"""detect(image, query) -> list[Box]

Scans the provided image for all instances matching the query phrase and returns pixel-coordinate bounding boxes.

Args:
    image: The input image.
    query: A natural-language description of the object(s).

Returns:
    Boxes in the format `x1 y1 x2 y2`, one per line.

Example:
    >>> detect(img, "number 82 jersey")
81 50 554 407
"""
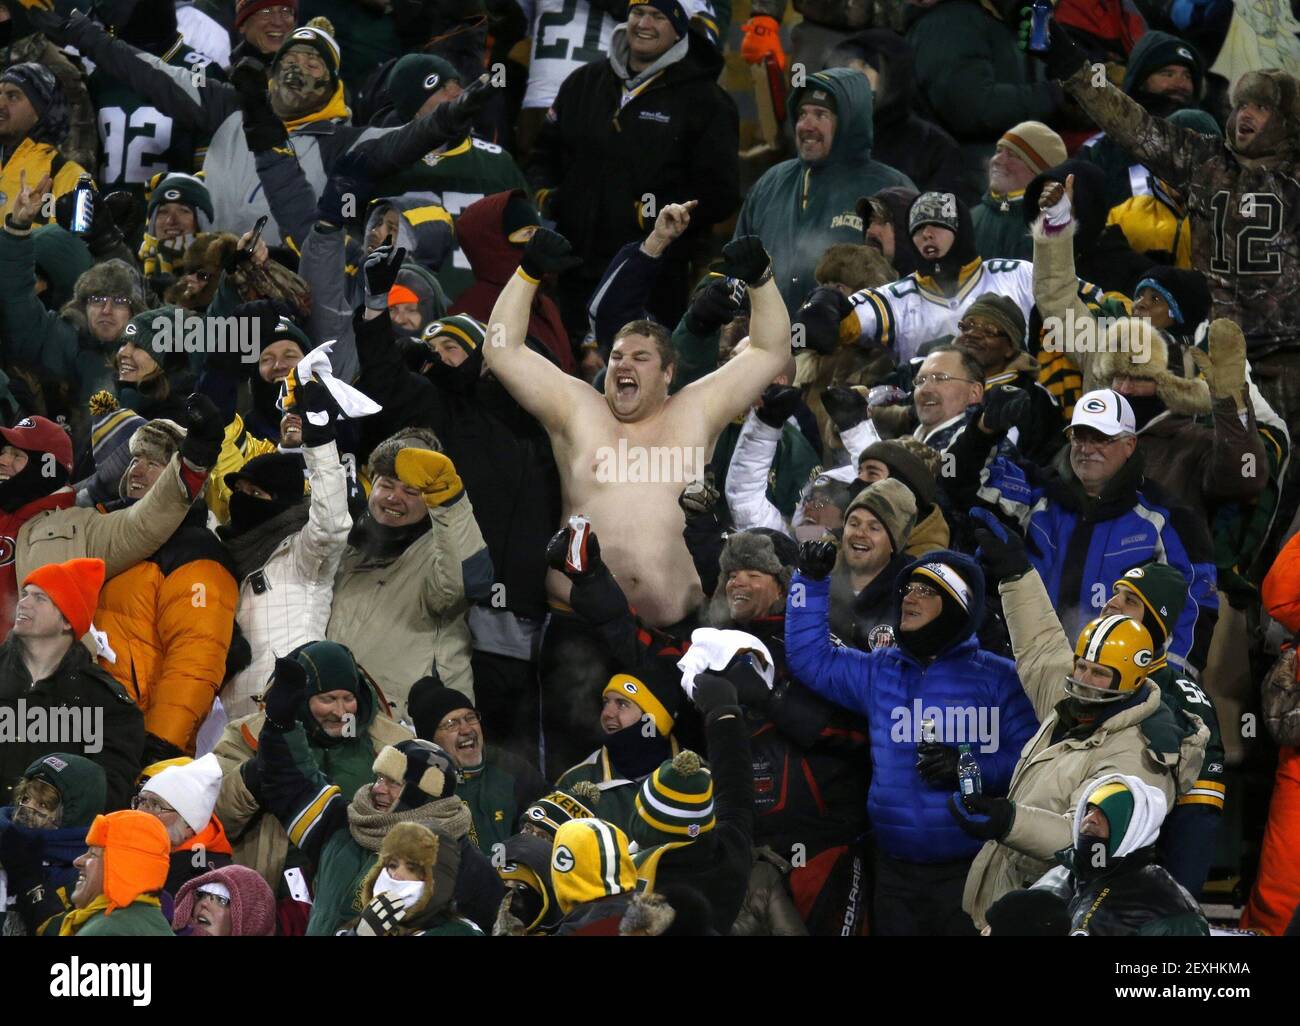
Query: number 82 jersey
86 39 226 204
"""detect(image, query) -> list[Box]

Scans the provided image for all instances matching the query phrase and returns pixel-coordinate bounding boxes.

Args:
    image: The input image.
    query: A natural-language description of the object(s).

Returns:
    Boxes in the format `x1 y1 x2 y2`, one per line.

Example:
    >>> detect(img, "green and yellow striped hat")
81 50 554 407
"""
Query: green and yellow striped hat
629 749 715 849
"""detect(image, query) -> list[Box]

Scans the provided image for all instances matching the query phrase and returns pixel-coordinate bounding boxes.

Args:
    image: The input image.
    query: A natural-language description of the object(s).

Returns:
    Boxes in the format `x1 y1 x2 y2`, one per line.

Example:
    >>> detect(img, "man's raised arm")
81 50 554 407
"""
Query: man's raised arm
678 237 791 431
481 229 595 436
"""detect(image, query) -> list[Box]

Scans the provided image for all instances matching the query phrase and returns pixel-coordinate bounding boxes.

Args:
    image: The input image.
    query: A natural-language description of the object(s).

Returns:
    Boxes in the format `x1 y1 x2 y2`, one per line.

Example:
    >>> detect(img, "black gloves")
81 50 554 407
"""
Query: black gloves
755 384 802 429
142 732 186 766
316 150 373 229
545 522 604 577
948 792 1015 841
678 472 719 518
520 228 583 280
364 243 406 310
299 379 341 447
821 385 869 432
797 539 837 581
980 384 1031 436
1018 7 1088 81
264 655 309 730
425 74 491 142
720 652 773 715
794 286 852 356
684 278 743 337
179 393 224 470
691 672 742 724
720 235 773 287
916 742 960 788
0 818 43 878
969 507 1031 583
232 58 288 153
55 189 123 259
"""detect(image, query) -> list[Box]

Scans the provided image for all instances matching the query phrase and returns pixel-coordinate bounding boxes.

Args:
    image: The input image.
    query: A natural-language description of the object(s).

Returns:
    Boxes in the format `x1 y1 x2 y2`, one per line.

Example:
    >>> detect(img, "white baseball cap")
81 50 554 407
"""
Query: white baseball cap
1070 389 1135 437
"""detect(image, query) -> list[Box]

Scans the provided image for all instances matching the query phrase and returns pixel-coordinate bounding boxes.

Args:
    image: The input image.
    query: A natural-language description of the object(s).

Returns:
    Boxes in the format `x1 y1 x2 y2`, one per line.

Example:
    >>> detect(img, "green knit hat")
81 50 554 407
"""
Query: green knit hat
421 313 486 357
120 306 191 371
518 781 601 839
284 639 374 732
1085 779 1135 858
1111 562 1188 651
628 749 715 849
21 753 107 829
388 53 463 122
146 172 214 227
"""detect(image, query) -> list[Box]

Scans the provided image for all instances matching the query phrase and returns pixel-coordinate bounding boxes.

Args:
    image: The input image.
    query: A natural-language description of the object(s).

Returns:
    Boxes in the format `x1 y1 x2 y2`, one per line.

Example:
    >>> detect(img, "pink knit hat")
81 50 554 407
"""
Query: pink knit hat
172 864 276 936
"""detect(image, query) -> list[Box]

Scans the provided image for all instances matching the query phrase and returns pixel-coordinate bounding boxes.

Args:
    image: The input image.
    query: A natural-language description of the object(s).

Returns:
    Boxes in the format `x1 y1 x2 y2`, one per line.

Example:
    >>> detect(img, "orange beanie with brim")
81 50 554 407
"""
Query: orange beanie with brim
23 558 106 639
84 811 171 912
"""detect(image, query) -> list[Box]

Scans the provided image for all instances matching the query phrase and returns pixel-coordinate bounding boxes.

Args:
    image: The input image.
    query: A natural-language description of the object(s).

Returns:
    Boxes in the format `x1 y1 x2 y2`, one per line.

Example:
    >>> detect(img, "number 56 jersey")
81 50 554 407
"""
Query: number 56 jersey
86 39 226 205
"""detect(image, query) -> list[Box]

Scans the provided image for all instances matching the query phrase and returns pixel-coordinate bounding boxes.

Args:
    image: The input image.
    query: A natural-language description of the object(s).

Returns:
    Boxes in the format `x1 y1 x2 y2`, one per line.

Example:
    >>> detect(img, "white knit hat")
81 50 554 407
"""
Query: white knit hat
142 753 223 834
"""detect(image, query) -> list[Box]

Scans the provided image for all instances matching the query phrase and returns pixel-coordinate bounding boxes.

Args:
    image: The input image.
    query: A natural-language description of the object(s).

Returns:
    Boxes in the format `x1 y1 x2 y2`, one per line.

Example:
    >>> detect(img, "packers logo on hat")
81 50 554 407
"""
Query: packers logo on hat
291 28 316 40
1081 395 1108 414
552 845 575 873
1177 47 1193 61
423 73 440 90
123 323 138 337
526 807 546 821
1124 567 1145 579
622 680 640 697
164 189 181 201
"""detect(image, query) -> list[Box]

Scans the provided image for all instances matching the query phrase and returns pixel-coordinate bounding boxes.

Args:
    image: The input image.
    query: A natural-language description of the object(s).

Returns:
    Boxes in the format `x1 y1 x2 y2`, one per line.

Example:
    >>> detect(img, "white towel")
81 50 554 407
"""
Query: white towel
676 628 774 700
293 342 382 421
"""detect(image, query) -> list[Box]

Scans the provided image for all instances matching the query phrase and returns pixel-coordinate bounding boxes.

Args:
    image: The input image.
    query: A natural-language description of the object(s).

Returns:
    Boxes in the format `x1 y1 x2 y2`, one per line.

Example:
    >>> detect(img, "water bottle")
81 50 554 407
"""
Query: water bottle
958 744 982 797
70 174 95 236
1028 0 1053 54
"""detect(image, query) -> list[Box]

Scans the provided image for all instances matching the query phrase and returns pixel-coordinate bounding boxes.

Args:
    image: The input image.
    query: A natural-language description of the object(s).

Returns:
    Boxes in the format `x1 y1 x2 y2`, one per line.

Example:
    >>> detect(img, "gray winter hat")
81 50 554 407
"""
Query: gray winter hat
718 530 798 591
367 426 443 481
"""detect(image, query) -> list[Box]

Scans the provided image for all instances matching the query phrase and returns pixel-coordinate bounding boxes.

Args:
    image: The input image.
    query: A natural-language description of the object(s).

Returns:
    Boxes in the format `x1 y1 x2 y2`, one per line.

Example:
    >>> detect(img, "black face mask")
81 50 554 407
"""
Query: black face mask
1073 832 1114 879
0 453 66 513
1125 392 1165 430
424 346 483 395
228 489 296 534
601 719 672 781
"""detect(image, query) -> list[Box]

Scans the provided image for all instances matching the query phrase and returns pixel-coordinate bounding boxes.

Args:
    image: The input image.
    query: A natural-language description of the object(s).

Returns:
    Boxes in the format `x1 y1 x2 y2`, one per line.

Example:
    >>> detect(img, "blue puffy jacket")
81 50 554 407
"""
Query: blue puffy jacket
784 551 1038 863
950 427 1217 673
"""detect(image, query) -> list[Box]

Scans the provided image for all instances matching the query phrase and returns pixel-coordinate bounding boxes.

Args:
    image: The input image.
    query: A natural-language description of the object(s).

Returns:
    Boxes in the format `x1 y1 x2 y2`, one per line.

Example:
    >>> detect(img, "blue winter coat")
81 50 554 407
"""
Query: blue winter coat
784 551 1037 863
0 805 88 899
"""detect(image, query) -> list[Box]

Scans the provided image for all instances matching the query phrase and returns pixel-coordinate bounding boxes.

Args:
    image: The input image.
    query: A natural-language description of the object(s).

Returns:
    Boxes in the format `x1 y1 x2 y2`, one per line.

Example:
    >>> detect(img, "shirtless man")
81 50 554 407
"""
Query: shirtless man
484 213 790 628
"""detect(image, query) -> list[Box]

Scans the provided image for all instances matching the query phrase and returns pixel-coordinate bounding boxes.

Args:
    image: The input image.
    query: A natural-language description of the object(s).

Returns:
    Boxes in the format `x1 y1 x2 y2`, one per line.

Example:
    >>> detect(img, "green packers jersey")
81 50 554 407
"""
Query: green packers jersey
377 137 529 301
86 36 225 205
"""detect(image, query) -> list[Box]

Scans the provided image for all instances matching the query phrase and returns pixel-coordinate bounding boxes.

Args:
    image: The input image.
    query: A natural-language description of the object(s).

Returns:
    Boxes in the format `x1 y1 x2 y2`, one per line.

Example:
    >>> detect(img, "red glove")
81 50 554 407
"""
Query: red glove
740 15 786 72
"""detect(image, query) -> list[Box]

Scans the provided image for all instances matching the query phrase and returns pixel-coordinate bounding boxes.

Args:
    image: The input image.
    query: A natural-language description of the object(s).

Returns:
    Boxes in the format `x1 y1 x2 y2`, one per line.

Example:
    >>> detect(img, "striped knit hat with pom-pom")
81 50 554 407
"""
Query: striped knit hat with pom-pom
628 749 715 849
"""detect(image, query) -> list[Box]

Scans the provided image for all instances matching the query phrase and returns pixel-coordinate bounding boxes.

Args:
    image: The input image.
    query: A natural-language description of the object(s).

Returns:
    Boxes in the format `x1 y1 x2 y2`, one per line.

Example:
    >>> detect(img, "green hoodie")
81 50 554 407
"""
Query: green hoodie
31 226 93 310
733 67 914 314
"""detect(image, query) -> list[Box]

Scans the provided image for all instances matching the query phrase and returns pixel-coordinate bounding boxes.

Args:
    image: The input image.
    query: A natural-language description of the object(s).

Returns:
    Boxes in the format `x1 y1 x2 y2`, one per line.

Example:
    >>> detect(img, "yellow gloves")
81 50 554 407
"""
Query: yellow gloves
394 448 463 508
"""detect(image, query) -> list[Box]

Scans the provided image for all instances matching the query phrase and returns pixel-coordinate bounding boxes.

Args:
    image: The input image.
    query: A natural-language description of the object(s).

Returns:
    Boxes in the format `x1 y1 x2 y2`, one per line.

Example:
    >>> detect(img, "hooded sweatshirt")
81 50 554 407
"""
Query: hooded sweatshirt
449 190 573 372
735 67 915 314
784 549 1038 862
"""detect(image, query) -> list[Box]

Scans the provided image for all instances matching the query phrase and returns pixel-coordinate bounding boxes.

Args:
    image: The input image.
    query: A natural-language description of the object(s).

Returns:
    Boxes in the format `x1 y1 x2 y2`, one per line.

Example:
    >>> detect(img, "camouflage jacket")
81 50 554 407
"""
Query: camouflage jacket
1065 65 1300 354
0 34 99 174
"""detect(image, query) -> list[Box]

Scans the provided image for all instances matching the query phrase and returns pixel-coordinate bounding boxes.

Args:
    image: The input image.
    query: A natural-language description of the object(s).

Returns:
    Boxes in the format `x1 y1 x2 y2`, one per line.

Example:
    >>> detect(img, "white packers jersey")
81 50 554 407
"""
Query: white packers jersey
849 258 1039 364
522 0 619 110
521 0 720 110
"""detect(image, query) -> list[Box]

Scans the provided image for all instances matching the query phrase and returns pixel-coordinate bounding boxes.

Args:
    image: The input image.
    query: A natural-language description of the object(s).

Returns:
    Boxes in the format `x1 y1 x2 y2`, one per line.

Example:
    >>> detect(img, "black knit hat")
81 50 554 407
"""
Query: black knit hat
372 739 457 810
1132 266 1211 331
627 0 689 39
408 677 475 740
388 54 463 122
0 64 69 147
224 452 306 502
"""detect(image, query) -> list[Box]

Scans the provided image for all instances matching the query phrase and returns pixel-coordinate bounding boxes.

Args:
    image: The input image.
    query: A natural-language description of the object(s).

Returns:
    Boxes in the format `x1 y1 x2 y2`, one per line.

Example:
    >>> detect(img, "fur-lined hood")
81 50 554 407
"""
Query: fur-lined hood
1094 317 1211 417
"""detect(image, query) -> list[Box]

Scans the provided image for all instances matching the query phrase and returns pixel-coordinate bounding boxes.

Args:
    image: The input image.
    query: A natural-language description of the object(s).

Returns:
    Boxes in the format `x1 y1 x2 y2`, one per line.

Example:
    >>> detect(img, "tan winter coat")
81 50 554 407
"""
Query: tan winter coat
327 494 491 720
211 709 413 886
962 570 1209 929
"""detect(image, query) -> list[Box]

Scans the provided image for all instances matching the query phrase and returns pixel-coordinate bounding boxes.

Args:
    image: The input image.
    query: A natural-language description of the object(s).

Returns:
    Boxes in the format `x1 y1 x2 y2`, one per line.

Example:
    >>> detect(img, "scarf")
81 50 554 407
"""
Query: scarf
57 893 162 936
218 500 311 580
346 782 472 852
282 82 350 132
348 513 431 564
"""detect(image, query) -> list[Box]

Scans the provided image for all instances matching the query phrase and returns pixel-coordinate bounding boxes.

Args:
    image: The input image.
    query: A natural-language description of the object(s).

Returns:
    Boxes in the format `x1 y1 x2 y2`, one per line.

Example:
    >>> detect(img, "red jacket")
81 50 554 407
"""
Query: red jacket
0 490 76 640
450 190 574 373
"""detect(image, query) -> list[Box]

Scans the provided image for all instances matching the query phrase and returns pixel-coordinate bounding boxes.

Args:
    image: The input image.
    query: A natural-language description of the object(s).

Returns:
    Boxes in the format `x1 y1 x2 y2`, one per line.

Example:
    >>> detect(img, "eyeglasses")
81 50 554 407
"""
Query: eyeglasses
902 582 940 599
131 794 176 815
1068 429 1128 449
89 295 131 308
437 711 481 733
196 889 231 907
914 372 975 387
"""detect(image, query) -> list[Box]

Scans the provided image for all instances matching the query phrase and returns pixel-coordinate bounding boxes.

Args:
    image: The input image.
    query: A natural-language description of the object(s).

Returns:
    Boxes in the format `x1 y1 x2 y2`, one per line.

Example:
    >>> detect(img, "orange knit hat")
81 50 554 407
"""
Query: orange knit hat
22 558 106 639
84 811 171 912
387 284 421 308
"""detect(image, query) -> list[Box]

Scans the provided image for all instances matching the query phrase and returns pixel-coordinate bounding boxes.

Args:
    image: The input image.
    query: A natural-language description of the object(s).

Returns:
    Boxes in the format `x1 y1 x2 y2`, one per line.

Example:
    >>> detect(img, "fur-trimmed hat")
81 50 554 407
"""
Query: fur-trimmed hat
718 529 798 593
1094 318 1210 416
814 244 894 292
65 258 147 330
367 426 442 481
118 418 186 497
358 822 460 924
1228 70 1300 157
857 439 939 511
